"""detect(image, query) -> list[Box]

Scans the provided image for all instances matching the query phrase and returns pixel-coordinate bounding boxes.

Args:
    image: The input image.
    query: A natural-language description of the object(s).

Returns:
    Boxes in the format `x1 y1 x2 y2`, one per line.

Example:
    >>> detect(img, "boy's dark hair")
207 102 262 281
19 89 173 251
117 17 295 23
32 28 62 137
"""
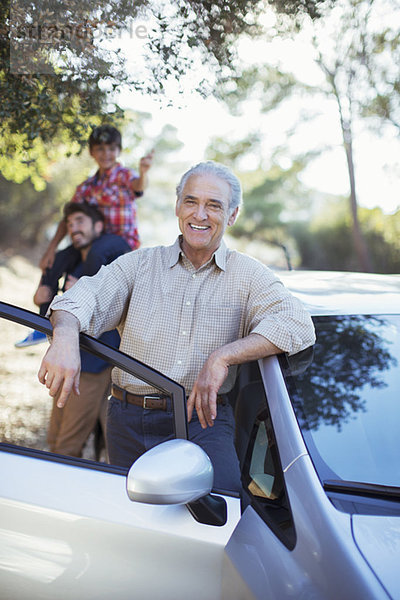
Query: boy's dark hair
88 125 122 150
64 202 105 226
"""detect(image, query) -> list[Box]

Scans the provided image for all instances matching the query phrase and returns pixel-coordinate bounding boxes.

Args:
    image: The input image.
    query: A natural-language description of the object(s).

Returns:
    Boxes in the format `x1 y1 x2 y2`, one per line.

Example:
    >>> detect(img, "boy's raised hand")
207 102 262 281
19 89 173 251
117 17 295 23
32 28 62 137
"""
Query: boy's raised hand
139 149 154 175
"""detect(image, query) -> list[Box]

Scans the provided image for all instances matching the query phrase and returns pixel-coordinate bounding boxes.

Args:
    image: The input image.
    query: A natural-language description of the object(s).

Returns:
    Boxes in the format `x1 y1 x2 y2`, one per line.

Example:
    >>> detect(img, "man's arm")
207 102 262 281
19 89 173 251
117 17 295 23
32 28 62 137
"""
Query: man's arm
39 220 68 271
37 310 81 408
187 333 281 429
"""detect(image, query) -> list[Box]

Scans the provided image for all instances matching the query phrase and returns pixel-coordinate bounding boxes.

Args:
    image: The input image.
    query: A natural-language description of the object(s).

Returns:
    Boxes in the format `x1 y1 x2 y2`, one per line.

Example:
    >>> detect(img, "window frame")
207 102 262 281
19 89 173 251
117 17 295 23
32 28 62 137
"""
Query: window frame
0 301 188 468
236 361 297 550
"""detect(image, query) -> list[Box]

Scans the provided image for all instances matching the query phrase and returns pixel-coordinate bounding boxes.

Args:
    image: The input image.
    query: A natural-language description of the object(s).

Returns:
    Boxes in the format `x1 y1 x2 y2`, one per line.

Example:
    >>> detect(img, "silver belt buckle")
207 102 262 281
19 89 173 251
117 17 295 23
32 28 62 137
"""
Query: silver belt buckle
143 395 159 409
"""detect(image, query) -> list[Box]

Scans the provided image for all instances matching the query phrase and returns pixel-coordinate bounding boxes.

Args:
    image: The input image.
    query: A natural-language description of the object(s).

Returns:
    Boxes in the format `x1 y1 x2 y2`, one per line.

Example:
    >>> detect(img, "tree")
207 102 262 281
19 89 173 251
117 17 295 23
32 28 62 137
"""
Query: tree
0 0 329 163
230 160 313 269
0 109 155 247
206 130 317 268
290 199 400 272
309 0 400 271
359 6 400 131
215 0 400 272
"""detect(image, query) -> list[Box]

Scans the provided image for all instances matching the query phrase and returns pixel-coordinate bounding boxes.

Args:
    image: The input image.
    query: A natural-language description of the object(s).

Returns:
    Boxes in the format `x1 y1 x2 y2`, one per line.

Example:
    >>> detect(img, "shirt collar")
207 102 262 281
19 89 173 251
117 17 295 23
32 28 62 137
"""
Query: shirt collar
167 236 228 271
167 238 182 267
94 162 121 181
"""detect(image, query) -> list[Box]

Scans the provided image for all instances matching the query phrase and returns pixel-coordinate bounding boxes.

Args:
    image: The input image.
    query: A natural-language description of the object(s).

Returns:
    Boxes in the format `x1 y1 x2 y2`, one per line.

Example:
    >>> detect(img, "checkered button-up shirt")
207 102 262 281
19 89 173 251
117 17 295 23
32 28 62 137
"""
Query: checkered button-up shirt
71 163 140 250
50 238 316 395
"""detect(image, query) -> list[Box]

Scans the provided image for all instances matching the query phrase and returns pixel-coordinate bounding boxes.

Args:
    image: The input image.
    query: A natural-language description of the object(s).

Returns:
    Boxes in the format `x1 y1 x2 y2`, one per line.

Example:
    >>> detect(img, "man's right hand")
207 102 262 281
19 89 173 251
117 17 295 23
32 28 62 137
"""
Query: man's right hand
37 311 81 408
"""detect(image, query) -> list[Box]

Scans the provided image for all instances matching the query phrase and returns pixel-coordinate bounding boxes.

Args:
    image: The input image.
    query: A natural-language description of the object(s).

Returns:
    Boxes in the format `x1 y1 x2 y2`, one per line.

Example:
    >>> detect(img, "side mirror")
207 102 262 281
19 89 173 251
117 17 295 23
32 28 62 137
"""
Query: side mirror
126 439 213 505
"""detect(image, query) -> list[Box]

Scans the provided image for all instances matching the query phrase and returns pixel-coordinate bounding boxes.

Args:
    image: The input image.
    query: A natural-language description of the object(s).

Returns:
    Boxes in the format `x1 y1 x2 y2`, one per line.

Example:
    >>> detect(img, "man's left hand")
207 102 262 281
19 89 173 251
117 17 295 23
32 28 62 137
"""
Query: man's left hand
187 352 229 429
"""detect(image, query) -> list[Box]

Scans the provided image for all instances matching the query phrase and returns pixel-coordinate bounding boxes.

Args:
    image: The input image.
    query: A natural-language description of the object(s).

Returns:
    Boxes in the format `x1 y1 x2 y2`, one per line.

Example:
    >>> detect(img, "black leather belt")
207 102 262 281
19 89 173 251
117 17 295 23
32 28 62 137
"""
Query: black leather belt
111 385 228 410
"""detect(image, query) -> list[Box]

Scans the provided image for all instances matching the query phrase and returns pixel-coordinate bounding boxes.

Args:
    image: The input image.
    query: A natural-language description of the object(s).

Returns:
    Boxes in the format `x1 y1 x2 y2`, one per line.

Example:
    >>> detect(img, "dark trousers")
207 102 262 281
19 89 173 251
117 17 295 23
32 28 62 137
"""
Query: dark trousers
106 396 242 493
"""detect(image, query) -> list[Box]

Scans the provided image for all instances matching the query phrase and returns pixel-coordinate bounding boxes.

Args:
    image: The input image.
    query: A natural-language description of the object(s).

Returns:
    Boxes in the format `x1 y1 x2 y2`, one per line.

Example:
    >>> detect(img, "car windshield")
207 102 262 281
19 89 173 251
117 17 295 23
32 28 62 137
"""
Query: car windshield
281 314 400 489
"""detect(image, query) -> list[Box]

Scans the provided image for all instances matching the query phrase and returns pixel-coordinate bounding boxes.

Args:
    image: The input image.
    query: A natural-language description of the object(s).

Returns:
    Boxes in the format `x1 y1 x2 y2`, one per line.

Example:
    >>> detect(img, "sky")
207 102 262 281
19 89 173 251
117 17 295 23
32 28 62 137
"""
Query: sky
111 3 400 215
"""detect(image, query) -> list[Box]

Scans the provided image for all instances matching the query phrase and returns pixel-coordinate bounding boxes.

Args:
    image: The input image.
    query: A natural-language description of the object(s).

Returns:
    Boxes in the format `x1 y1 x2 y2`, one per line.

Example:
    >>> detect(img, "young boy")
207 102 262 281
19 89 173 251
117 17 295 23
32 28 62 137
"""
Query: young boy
41 124 154 270
16 124 153 347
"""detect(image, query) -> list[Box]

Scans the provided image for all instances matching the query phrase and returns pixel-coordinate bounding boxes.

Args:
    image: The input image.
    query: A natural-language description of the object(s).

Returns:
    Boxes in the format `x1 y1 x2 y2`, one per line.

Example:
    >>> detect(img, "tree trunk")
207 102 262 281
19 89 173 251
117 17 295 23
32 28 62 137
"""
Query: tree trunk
325 61 373 273
343 132 373 272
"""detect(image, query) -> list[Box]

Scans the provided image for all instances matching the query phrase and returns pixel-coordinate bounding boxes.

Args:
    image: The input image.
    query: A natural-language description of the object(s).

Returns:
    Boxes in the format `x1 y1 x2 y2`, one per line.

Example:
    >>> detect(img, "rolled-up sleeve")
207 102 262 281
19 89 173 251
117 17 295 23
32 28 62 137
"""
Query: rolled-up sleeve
244 264 315 354
49 252 137 337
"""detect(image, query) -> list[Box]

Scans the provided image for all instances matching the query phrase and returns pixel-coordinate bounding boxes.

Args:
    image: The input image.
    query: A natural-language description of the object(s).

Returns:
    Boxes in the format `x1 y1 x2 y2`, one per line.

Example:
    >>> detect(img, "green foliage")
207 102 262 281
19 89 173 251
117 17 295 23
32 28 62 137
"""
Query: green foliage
0 0 329 192
206 132 263 166
239 158 310 225
358 25 400 130
234 175 294 267
234 166 298 238
291 203 400 273
0 126 87 190
310 0 400 135
216 64 302 114
291 220 358 270
0 0 127 163
0 174 54 246
213 0 400 272
0 111 184 249
269 0 330 19
150 124 184 158
231 159 313 269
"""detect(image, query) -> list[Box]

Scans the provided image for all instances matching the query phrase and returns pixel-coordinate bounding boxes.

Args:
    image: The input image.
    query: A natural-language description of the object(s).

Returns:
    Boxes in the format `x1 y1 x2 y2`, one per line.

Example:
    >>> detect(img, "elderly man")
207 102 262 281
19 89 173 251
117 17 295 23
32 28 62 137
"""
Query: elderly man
38 161 315 491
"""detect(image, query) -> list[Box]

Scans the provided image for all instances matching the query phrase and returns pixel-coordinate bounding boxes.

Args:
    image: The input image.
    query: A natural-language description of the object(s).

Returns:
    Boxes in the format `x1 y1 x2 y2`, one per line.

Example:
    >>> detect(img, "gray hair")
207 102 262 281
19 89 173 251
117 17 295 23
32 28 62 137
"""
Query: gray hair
176 161 242 212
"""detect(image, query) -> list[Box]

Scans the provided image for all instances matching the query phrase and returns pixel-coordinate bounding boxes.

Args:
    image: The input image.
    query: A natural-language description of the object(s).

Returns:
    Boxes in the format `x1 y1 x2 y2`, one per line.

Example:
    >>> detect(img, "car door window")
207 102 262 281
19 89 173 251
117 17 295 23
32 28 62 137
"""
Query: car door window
247 418 283 500
0 317 51 451
234 361 296 549
0 302 187 469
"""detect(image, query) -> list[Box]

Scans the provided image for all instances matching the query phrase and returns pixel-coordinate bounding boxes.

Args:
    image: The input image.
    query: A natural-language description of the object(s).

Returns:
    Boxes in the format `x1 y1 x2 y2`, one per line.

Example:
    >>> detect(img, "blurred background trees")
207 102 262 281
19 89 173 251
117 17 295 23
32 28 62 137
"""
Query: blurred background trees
208 0 400 272
1 0 399 273
1 0 318 157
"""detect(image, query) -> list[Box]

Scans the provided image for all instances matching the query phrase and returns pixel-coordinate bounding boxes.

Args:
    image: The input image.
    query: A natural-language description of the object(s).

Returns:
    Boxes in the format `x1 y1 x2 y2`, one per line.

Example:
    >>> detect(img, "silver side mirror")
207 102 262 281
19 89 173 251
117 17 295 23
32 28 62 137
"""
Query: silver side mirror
126 439 214 505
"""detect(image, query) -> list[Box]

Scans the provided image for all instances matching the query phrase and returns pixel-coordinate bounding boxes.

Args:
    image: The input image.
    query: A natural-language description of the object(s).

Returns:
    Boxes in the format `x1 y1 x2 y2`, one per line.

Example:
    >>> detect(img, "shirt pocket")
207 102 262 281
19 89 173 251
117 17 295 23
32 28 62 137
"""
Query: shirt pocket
196 305 242 356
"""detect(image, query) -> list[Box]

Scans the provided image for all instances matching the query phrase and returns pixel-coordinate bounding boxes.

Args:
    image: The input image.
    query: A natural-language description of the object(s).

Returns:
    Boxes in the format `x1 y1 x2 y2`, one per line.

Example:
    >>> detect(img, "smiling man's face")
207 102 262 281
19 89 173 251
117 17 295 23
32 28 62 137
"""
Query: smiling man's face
66 212 103 251
175 173 238 268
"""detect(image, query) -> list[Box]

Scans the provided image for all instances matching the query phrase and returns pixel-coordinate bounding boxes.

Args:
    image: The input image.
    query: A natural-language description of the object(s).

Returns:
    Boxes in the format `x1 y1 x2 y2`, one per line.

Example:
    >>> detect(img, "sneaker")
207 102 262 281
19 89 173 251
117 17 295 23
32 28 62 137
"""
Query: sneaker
15 330 47 348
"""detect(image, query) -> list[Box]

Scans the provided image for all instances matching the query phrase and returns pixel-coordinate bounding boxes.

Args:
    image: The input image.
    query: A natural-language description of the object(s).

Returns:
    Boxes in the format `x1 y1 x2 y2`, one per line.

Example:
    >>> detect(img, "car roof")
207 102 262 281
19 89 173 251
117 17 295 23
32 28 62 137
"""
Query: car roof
276 270 400 316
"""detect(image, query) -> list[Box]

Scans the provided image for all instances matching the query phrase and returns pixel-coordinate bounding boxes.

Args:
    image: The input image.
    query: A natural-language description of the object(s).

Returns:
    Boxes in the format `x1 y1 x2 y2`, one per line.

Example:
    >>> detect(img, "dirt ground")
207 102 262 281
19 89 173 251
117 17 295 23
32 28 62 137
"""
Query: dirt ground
0 250 96 458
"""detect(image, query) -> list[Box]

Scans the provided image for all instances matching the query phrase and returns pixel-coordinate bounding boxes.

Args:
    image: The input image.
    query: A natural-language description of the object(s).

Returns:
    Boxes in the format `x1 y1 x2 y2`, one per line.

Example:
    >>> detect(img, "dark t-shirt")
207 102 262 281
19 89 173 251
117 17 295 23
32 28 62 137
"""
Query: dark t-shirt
44 233 129 373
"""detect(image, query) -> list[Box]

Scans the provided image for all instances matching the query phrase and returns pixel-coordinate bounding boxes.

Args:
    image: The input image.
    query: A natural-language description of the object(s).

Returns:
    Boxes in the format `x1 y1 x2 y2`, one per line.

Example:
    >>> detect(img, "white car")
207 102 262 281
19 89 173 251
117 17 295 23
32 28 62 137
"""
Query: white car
0 271 399 600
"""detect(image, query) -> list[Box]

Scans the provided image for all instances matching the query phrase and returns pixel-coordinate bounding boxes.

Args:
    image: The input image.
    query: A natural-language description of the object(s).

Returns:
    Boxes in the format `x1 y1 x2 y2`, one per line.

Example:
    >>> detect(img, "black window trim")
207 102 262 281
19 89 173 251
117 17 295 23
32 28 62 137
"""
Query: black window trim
240 361 297 550
0 301 188 440
0 442 129 475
